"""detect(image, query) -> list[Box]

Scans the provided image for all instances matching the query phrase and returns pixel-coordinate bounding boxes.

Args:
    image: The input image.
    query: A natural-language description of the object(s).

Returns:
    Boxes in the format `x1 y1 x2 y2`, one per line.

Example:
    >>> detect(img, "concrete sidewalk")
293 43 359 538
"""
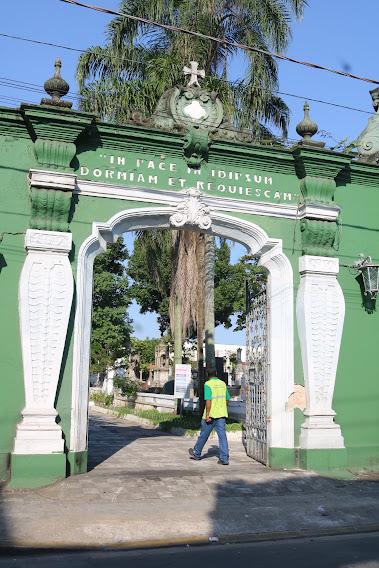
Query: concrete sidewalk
1 409 379 549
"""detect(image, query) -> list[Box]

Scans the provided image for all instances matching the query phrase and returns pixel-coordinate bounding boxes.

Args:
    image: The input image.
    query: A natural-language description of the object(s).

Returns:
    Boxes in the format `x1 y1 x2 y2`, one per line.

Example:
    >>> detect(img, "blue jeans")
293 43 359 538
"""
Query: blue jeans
193 418 229 463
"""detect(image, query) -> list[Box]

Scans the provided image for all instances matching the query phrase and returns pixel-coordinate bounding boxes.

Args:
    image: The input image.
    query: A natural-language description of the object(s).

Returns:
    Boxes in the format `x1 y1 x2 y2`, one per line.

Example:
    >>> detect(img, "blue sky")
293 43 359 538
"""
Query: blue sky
1 1 375 341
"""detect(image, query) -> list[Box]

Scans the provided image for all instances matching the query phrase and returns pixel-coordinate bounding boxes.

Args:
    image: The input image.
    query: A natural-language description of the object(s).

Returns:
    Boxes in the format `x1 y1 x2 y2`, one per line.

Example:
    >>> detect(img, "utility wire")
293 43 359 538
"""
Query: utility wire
0 62 373 116
0 32 83 52
60 0 379 86
0 88 307 145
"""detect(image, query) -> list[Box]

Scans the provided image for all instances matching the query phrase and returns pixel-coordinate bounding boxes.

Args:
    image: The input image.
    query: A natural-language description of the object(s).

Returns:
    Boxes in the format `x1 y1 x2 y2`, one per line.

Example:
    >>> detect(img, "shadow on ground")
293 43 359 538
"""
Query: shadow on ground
0 410 379 565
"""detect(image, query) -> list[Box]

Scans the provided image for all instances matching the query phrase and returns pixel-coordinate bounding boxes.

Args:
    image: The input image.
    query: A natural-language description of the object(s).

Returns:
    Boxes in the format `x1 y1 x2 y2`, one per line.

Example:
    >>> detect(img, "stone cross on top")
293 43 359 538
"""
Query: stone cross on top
183 61 205 87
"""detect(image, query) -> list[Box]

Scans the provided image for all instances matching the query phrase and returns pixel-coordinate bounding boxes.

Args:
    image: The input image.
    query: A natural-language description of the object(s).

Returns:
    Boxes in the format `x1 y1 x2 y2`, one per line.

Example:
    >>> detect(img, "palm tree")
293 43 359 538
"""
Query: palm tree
77 0 307 138
77 0 306 385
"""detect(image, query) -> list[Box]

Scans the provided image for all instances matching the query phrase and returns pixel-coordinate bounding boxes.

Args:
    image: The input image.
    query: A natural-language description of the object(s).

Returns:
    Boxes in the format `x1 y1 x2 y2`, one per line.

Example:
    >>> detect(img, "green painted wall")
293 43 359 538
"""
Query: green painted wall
0 135 37 480
334 180 379 469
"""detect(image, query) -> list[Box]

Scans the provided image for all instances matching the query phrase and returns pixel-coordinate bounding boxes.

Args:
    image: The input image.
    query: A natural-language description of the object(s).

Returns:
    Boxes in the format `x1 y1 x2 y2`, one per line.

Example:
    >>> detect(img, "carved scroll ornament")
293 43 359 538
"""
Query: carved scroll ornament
169 188 211 230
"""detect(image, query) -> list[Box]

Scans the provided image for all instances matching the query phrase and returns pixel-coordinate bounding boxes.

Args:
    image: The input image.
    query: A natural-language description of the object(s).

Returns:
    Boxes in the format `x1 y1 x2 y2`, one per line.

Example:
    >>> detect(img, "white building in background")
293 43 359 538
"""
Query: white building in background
183 342 246 363
215 344 246 362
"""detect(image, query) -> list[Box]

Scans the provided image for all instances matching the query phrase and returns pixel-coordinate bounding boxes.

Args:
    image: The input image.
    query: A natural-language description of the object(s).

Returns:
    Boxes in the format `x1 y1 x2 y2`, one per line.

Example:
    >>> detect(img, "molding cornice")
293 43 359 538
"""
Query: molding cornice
0 106 29 138
292 145 351 180
29 169 77 192
75 178 340 221
21 104 93 143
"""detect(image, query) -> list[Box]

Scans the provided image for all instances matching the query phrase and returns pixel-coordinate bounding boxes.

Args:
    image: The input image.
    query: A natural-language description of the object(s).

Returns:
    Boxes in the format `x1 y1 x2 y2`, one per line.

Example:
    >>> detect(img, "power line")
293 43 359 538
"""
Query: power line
0 63 373 116
60 0 379 86
0 32 83 53
0 32 374 114
0 87 305 144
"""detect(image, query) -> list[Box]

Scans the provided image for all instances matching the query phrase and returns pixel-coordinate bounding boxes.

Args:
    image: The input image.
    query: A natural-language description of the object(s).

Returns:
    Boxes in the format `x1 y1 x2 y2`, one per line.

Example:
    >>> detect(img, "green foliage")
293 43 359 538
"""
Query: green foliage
113 376 139 398
127 230 172 335
115 407 242 434
214 241 267 331
128 233 265 335
90 391 114 407
91 237 133 374
131 337 160 374
77 0 307 138
233 254 267 331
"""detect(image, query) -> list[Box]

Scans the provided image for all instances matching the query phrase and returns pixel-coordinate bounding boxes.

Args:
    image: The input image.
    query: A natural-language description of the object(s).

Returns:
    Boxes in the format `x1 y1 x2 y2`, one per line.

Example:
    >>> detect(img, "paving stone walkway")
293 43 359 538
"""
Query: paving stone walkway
1 409 379 548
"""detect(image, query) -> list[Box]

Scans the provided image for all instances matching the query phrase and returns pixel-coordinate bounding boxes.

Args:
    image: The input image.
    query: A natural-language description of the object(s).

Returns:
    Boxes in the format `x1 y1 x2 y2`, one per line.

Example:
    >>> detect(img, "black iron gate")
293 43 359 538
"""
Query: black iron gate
245 284 269 465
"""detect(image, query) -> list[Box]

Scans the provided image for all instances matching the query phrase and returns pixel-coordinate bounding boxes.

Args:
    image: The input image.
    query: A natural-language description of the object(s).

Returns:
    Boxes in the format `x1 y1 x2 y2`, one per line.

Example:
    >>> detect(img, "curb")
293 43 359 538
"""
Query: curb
91 405 243 440
2 524 379 552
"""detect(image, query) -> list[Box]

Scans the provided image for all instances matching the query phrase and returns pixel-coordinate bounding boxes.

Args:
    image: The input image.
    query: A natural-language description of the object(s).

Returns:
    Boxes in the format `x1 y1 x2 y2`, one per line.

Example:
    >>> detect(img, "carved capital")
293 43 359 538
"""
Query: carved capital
29 187 73 232
300 176 336 204
34 139 76 171
169 188 211 230
300 219 337 257
28 169 76 232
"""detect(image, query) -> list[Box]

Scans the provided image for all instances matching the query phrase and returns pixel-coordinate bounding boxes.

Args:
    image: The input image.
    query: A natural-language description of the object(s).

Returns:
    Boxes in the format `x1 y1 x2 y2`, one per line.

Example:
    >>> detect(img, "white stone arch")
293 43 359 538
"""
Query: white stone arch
70 206 294 456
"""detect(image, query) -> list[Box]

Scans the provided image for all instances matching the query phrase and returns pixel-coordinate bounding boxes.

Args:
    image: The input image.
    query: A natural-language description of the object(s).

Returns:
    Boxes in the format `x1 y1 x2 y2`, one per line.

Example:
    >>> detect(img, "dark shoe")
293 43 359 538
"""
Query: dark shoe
217 459 229 465
189 448 201 461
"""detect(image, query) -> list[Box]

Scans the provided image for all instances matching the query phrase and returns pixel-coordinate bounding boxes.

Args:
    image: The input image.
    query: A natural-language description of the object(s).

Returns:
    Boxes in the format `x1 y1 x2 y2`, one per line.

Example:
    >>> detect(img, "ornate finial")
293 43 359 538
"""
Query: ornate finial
370 87 379 113
183 61 205 88
41 58 72 108
296 101 318 140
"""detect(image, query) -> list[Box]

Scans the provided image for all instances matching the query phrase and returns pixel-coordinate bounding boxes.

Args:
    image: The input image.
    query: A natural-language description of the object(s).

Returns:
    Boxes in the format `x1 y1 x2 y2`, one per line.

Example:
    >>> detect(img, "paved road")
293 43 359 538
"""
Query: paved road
1 409 379 548
1 532 379 567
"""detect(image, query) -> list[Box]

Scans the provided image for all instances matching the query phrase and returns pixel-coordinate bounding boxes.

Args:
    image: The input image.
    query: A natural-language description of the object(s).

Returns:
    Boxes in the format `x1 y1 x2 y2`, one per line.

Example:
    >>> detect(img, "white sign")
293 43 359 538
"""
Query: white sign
174 364 192 399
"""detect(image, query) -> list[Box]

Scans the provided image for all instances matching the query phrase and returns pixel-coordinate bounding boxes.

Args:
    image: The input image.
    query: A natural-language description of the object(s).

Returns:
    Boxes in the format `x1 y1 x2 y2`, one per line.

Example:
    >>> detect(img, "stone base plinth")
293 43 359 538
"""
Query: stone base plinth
300 415 345 450
13 409 64 454
10 453 66 489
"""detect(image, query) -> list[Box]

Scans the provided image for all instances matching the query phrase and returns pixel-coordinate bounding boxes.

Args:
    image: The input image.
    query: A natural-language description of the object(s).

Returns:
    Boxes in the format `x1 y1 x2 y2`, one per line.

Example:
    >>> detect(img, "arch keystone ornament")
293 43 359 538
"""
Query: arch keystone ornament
169 188 211 229
296 255 345 451
13 229 73 457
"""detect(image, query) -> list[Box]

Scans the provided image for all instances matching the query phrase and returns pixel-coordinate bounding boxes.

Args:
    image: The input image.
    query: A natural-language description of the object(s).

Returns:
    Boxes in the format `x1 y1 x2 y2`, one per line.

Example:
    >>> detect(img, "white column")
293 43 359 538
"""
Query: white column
296 255 345 449
14 229 73 454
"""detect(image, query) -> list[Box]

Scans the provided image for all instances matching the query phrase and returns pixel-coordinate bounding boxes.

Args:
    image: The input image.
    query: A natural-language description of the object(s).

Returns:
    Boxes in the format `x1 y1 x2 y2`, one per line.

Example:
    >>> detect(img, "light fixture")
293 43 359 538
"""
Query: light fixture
356 256 379 299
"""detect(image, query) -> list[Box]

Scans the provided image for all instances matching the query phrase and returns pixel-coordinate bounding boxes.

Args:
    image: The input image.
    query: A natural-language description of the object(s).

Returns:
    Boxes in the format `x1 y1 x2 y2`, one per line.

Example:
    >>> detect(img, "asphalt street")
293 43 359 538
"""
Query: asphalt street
1 532 379 568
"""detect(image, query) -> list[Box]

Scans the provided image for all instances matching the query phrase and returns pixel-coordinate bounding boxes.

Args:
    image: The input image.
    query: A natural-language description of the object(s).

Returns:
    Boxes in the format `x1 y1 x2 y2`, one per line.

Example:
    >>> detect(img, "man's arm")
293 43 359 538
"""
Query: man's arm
205 399 212 422
204 383 212 422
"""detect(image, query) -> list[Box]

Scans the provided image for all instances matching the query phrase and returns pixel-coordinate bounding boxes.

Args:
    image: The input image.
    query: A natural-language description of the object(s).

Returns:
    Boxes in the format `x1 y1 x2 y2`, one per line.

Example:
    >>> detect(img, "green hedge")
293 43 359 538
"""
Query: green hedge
108 405 242 434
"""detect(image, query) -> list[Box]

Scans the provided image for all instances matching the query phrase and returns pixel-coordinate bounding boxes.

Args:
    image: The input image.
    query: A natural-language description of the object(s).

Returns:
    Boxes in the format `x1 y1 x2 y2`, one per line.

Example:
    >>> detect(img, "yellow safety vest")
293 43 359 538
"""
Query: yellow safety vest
203 378 229 419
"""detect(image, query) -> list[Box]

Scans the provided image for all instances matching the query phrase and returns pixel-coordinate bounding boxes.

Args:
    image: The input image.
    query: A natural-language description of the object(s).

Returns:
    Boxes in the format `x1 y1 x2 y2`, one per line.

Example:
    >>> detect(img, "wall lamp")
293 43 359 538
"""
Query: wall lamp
356 256 379 299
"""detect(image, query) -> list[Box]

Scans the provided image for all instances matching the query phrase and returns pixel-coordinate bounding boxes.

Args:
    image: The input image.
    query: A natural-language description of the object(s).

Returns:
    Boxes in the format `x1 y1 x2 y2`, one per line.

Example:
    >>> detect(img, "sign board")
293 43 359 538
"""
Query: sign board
174 364 192 399
77 152 299 205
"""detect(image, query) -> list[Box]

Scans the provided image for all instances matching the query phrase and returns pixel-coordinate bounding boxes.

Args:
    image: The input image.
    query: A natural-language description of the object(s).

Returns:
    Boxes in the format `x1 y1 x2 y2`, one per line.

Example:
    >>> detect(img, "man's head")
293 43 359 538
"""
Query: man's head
206 366 217 379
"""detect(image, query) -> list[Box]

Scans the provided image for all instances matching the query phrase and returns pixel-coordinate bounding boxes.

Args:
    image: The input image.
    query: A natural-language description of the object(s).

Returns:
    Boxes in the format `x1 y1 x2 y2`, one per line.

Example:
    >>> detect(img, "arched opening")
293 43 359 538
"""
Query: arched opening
70 206 295 465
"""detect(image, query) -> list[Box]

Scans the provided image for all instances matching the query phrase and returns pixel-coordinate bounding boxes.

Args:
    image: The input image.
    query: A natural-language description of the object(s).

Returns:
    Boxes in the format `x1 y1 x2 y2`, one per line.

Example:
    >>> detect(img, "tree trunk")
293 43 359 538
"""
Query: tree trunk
196 234 205 415
174 296 182 367
204 234 216 370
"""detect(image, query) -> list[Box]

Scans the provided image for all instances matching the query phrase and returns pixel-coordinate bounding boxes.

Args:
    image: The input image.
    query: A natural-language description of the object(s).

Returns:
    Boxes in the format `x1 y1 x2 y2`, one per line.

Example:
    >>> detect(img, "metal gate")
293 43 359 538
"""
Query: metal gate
245 284 269 465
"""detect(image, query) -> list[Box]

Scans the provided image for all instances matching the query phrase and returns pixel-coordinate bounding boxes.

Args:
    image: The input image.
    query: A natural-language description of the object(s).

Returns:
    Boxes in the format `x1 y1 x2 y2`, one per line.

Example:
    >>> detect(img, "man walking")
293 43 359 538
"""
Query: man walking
189 367 230 465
